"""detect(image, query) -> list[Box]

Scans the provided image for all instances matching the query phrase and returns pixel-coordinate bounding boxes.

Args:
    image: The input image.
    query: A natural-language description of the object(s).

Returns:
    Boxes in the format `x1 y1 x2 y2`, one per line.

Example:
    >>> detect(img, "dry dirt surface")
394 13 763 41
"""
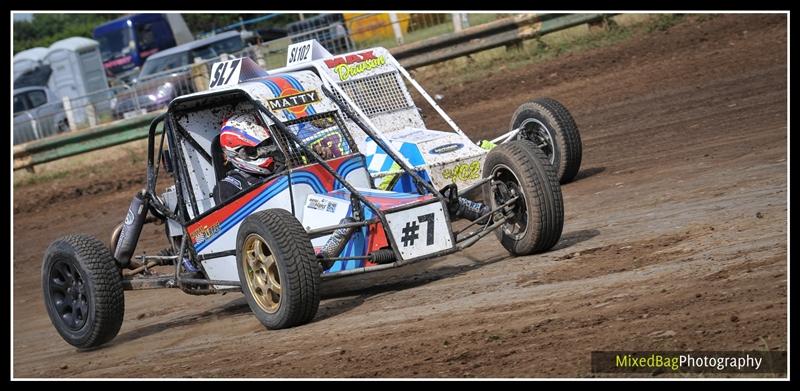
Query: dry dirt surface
13 14 787 378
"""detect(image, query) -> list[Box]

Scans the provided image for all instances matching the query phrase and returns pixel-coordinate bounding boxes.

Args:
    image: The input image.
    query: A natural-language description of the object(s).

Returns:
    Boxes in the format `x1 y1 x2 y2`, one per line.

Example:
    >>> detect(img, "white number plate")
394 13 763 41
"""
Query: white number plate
208 58 242 89
286 42 313 66
385 202 453 261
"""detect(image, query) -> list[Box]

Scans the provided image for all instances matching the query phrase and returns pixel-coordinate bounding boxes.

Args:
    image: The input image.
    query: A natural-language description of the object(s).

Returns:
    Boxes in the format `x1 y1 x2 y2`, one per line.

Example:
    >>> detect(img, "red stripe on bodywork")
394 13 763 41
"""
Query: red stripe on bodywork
186 178 275 242
292 154 354 192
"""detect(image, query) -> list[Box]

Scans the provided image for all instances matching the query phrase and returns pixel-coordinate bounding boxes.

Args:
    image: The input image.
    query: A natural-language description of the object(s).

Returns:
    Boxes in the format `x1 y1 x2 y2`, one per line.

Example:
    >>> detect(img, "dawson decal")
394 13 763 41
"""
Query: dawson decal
324 51 386 81
442 161 481 182
267 90 320 115
430 143 464 154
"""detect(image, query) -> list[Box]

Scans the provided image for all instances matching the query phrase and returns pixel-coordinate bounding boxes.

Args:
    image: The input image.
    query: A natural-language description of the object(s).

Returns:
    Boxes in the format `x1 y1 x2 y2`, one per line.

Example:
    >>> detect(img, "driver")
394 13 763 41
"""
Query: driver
214 113 285 204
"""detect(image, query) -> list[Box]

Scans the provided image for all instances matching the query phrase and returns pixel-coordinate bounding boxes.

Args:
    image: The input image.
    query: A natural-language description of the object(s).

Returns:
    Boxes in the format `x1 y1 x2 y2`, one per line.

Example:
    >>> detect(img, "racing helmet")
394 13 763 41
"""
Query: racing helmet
219 113 276 175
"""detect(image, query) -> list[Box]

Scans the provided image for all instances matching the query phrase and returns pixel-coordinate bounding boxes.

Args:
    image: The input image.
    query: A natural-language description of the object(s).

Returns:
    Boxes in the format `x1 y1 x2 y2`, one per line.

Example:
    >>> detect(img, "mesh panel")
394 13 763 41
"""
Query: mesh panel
332 71 414 117
269 112 356 167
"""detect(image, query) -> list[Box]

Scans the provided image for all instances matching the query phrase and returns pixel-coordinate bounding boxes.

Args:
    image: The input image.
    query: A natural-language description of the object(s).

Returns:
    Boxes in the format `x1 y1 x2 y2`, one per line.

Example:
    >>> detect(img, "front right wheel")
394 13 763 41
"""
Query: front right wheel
482 140 564 255
42 235 125 349
236 209 321 330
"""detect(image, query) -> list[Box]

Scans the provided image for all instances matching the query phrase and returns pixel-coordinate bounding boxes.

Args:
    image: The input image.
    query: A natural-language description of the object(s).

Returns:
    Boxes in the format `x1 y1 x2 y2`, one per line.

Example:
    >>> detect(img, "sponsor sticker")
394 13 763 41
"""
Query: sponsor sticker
442 160 481 182
124 210 135 225
324 51 387 81
190 223 221 244
430 143 464 155
267 90 320 115
307 196 337 213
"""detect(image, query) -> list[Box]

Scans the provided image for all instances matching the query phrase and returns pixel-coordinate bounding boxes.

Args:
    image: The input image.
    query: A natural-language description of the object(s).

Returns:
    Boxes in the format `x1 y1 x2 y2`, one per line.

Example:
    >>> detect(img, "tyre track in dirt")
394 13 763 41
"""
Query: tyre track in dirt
13 14 786 377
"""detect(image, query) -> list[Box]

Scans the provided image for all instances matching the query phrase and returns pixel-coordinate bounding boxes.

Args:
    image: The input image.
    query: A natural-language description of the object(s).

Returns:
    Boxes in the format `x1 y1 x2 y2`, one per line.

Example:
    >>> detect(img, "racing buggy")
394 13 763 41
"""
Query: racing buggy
42 40 582 348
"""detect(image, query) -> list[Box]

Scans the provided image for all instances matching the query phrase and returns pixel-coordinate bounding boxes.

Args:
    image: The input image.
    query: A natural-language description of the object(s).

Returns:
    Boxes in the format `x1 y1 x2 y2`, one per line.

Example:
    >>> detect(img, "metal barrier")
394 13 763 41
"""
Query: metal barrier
13 112 163 170
392 13 612 69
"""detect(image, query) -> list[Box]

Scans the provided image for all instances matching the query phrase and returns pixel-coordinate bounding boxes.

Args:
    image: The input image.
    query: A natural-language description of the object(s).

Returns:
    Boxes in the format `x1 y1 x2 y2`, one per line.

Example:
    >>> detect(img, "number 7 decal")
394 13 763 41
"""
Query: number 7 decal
418 213 435 246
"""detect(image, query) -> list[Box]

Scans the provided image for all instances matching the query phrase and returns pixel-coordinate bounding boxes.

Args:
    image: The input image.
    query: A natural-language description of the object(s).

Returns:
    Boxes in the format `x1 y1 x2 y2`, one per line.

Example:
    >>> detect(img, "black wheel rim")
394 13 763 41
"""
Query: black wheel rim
48 260 89 331
492 165 529 240
518 118 555 164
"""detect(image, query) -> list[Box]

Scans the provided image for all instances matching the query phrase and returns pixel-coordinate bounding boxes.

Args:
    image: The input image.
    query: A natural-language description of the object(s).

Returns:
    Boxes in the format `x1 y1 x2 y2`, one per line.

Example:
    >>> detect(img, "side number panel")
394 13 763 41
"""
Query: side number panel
385 202 453 261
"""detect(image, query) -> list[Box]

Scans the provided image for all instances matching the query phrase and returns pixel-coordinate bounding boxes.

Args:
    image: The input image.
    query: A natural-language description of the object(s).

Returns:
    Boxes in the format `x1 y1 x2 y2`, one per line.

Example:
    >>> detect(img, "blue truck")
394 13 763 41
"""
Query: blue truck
93 14 193 83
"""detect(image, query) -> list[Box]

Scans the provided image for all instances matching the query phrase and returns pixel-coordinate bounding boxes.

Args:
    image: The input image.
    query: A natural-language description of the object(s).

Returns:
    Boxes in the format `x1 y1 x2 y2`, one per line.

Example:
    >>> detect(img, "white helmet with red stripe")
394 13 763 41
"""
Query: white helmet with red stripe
219 113 275 175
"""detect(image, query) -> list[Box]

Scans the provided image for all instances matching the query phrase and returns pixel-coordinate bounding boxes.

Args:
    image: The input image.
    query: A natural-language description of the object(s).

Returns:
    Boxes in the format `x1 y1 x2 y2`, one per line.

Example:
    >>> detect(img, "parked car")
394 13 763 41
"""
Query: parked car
110 30 247 119
13 86 69 145
287 14 353 54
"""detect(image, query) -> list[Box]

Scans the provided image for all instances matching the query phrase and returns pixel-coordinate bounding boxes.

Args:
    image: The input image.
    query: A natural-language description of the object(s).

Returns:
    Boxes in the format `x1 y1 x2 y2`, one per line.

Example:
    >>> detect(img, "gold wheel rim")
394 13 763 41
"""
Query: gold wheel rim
242 234 281 314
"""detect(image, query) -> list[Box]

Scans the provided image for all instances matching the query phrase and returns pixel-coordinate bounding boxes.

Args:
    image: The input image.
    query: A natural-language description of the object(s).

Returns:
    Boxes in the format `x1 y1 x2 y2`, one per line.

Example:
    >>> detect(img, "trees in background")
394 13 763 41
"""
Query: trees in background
14 13 306 54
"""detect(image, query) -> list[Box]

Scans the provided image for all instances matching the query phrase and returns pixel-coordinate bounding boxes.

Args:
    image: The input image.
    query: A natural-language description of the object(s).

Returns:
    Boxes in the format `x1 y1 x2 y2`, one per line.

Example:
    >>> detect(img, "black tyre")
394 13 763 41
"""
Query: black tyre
42 235 125 349
482 140 564 255
236 209 321 329
510 97 583 184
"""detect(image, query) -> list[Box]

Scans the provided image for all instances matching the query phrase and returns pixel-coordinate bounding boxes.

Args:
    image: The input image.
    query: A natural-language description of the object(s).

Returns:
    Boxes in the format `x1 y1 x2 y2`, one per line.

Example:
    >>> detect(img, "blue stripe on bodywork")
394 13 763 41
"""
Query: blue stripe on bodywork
289 171 327 194
195 176 290 252
332 158 363 190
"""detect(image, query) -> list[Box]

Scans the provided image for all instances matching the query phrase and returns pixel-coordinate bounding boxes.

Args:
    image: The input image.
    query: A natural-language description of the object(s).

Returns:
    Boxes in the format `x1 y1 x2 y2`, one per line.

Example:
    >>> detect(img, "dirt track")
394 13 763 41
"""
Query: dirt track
13 14 787 378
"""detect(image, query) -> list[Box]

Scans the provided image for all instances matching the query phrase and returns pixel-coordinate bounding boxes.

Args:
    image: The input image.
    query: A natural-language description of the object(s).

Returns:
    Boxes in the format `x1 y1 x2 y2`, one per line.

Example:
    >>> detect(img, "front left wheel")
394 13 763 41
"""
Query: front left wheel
510 98 583 184
42 235 125 349
236 209 321 330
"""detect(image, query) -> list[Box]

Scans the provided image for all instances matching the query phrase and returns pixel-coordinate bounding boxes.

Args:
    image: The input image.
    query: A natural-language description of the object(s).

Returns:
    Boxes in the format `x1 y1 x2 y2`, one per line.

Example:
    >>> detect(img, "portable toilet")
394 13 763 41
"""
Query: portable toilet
45 37 111 126
13 47 49 80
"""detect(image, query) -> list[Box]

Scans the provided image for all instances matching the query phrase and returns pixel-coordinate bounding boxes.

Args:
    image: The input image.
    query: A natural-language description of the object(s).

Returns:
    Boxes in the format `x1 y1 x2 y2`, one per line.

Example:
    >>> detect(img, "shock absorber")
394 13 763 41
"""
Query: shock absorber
318 217 357 269
440 184 490 222
453 197 490 222
114 190 149 268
